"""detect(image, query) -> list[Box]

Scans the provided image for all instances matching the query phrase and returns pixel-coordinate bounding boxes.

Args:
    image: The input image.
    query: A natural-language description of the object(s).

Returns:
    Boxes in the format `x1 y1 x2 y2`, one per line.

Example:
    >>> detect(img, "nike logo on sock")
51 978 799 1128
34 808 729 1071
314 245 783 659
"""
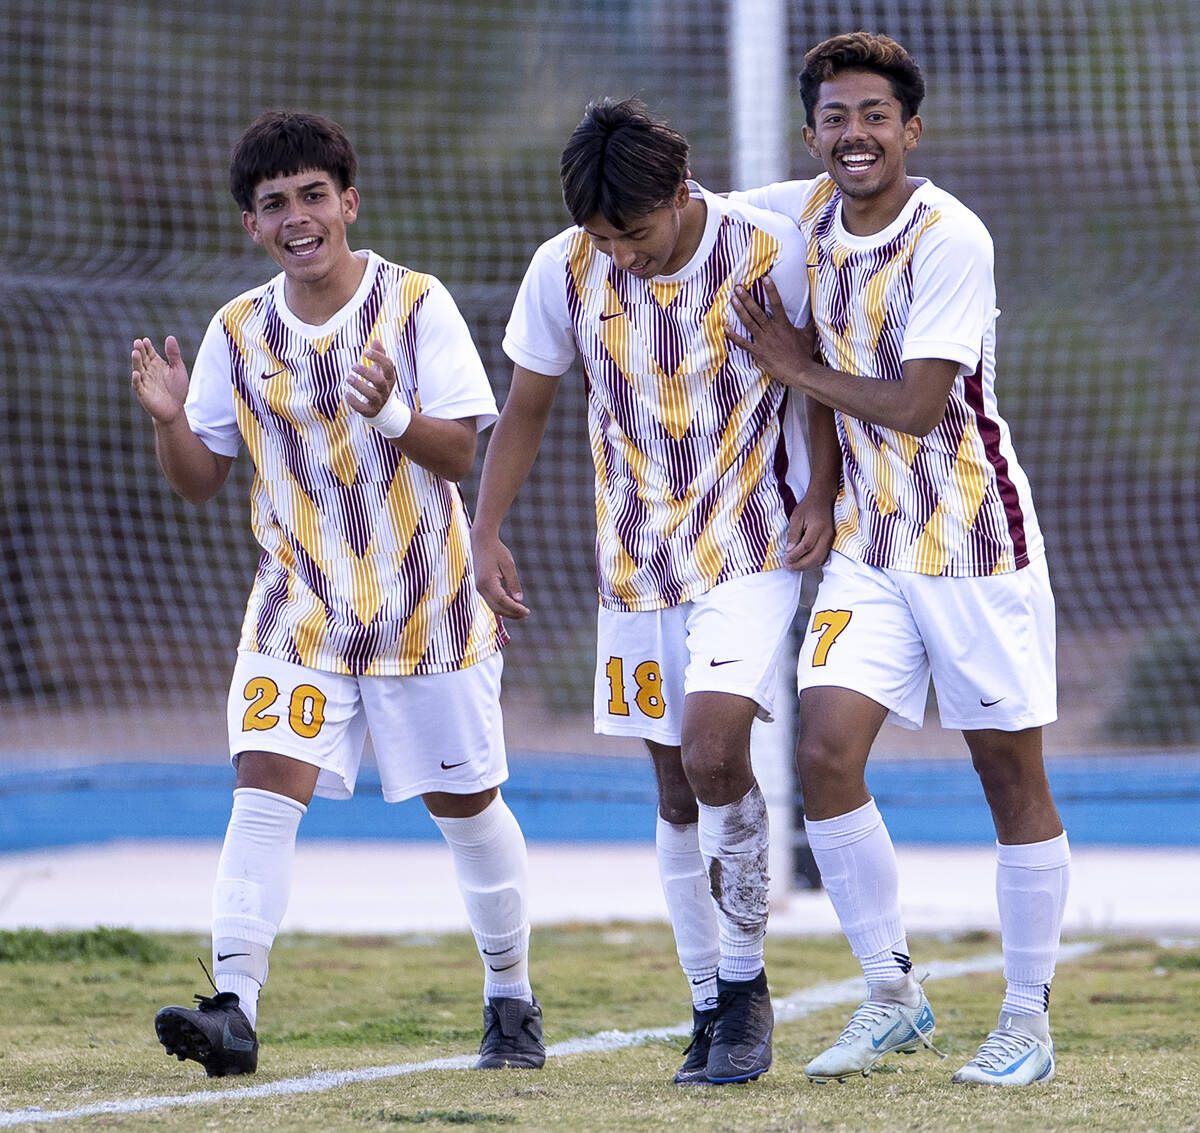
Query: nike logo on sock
216 952 251 962
488 961 520 972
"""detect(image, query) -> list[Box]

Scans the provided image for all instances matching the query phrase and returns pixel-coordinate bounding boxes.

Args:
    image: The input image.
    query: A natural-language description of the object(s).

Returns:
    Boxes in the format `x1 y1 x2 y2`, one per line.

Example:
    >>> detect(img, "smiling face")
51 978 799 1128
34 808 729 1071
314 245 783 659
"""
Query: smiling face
581 182 697 280
802 68 922 227
241 169 360 287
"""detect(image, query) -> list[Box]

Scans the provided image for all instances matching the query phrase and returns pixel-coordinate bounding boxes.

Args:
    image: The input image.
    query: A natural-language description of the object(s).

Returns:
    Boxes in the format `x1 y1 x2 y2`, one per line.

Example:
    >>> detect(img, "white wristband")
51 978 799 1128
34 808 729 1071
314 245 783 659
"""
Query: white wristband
367 390 413 438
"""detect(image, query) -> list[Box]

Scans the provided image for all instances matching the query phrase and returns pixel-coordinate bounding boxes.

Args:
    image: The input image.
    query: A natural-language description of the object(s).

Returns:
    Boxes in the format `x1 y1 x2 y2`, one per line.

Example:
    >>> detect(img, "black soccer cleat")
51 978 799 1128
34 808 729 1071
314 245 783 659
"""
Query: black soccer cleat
155 991 259 1078
705 970 773 1084
476 996 545 1069
673 1005 719 1085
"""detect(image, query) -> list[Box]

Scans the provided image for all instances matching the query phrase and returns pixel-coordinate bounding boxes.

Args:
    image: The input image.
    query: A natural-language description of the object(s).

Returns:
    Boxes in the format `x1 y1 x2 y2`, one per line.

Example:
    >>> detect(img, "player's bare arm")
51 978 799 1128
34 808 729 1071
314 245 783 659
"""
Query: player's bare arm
728 278 959 436
131 335 233 504
346 338 478 482
785 398 839 571
471 365 562 620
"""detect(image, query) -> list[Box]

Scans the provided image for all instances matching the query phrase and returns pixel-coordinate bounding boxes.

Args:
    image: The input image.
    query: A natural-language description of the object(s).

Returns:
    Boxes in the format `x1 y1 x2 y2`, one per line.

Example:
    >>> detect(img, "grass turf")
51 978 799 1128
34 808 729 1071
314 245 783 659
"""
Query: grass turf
0 926 1197 1131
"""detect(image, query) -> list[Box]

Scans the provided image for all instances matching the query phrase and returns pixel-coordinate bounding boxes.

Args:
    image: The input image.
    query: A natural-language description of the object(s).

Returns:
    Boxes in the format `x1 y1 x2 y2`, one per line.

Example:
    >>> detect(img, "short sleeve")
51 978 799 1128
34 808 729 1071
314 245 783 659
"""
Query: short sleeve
502 236 578 377
902 211 996 375
183 312 241 457
411 279 498 431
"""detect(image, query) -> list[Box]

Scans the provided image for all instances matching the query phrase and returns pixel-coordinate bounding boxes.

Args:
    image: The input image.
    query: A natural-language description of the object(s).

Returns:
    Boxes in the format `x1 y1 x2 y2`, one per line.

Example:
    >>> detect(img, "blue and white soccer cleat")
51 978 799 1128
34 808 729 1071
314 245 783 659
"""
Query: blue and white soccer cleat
951 1011 1055 1086
805 974 942 1082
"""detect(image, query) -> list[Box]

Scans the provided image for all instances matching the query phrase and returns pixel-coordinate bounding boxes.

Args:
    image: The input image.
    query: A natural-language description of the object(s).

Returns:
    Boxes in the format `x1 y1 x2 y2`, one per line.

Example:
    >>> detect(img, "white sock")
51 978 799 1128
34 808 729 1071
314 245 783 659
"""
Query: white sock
431 794 533 1003
696 783 769 983
996 832 1070 1016
211 787 307 1028
656 815 720 1010
805 799 910 986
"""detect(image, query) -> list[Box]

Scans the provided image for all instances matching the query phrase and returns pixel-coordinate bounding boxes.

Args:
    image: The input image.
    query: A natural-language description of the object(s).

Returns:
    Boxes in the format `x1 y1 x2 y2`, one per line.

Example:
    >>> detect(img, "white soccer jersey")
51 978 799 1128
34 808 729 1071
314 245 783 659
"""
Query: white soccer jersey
734 174 1044 577
185 250 505 676
504 182 813 612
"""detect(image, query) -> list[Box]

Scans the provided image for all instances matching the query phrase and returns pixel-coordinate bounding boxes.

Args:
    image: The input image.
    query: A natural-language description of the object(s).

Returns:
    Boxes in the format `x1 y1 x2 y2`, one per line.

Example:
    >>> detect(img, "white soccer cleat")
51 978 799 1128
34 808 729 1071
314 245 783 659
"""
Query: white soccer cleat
805 974 942 1082
951 1011 1055 1086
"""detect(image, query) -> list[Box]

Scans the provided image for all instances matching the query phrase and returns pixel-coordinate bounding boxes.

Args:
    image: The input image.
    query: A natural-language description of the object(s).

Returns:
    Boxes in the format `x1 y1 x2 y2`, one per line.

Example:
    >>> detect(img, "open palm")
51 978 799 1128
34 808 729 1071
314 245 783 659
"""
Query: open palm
131 335 190 424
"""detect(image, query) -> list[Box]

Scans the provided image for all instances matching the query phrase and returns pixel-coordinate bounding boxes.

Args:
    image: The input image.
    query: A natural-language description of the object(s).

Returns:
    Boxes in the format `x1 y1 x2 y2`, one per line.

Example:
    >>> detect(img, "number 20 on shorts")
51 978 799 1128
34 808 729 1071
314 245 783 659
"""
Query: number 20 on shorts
809 610 852 667
605 656 666 719
242 676 327 739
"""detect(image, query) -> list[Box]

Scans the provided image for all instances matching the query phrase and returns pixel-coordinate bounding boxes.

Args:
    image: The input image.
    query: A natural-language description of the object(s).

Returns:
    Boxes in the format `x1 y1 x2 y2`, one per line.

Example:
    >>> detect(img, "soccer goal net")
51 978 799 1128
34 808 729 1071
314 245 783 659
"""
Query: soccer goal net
2 0 1197 762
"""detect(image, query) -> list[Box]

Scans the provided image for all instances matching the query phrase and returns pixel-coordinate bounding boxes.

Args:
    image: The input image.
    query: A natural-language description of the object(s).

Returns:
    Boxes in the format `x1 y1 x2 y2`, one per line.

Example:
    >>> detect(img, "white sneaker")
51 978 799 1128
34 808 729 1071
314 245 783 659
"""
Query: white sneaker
952 1011 1055 1086
805 975 942 1082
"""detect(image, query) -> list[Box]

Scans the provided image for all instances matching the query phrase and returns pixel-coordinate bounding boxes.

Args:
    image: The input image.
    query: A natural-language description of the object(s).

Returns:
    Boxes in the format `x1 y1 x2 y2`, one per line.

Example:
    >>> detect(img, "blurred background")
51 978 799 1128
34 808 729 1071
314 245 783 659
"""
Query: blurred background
1 1 1197 877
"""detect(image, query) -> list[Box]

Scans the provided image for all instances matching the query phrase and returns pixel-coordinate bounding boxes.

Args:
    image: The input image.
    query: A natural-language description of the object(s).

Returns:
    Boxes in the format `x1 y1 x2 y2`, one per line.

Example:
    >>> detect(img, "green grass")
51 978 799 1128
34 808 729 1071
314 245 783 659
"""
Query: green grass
0 926 1197 1131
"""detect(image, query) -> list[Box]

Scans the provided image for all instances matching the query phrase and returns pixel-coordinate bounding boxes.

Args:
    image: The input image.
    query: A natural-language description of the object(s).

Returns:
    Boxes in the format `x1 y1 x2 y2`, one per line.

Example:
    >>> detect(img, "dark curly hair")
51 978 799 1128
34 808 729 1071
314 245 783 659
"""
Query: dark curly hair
229 110 357 213
798 32 925 128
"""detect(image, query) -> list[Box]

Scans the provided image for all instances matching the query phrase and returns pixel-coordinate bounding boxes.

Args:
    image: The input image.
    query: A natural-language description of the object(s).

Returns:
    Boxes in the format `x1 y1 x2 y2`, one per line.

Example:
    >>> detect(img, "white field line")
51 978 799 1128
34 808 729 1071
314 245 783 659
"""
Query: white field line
0 942 1099 1128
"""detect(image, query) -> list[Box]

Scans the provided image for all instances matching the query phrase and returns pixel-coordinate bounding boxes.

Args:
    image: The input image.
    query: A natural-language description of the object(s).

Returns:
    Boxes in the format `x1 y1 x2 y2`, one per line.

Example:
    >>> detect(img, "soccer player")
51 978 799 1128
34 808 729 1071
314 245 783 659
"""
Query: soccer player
130 110 543 1077
471 97 839 1086
727 32 1070 1087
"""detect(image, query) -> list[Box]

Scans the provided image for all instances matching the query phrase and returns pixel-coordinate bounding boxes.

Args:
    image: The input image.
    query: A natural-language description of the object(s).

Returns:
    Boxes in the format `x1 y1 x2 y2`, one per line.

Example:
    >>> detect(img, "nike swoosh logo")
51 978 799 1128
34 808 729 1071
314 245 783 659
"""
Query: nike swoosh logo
691 976 713 985
221 1020 257 1052
260 368 286 380
980 697 1006 707
806 263 820 268
995 1048 1037 1077
481 948 513 956
488 961 520 972
709 658 741 667
871 1020 907 1049
216 952 251 962
440 759 468 770
598 311 624 321
725 1035 772 1068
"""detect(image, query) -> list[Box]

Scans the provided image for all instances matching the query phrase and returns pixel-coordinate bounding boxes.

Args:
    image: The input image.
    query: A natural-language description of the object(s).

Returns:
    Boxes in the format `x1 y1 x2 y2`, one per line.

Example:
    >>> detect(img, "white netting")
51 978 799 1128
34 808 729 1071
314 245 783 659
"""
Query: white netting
1 0 1197 756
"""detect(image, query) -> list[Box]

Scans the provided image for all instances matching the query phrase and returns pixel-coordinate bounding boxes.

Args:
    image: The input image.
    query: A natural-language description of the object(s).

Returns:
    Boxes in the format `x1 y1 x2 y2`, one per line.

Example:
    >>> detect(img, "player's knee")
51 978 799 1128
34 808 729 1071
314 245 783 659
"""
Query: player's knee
793 732 846 784
680 731 749 788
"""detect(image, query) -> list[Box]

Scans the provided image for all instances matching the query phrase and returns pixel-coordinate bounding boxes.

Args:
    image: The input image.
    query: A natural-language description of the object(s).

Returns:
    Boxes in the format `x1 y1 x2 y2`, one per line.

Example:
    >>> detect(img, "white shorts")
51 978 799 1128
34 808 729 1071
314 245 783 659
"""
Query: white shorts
594 570 804 745
226 650 507 802
797 551 1057 732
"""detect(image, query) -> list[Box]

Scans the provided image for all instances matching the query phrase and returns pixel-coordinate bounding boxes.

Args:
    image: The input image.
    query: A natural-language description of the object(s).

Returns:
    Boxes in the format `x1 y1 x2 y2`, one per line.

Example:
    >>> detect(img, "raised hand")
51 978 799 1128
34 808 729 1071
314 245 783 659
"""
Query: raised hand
345 338 396 417
131 335 190 424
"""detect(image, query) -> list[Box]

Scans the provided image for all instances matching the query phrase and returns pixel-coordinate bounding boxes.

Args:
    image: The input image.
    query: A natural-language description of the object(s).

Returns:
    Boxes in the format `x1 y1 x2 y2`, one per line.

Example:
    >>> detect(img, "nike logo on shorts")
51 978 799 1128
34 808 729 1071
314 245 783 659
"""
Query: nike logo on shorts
980 697 1006 707
440 759 468 770
709 658 741 667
